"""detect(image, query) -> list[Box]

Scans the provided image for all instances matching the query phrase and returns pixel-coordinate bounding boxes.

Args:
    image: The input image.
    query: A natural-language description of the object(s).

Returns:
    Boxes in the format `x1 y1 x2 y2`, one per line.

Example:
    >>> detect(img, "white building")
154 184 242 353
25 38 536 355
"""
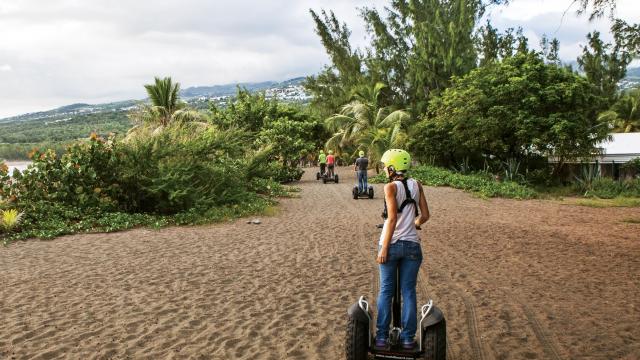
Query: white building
548 133 640 179
595 132 640 164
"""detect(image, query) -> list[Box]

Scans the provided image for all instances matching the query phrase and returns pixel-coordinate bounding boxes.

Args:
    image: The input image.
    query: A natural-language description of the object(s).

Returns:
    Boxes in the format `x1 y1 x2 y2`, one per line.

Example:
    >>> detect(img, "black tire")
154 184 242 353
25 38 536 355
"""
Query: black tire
345 316 369 360
368 188 374 199
323 177 327 184
335 175 339 183
316 172 321 180
422 319 446 360
353 187 358 200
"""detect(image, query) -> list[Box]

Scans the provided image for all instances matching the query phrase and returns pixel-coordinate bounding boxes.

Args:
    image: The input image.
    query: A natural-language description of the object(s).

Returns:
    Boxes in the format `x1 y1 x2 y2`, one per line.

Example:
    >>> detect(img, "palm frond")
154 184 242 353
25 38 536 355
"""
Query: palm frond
380 110 410 127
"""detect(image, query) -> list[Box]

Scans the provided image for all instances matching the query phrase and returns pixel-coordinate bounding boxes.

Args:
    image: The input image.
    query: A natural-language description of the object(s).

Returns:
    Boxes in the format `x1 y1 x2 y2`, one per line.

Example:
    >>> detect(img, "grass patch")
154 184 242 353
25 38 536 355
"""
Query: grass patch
372 166 537 199
570 197 640 208
1 195 277 246
622 218 640 224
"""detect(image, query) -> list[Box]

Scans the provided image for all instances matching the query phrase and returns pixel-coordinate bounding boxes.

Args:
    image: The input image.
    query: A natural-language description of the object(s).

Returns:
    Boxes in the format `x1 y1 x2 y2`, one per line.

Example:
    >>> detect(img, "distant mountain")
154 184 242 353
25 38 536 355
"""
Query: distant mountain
0 77 308 124
0 99 138 124
180 77 305 98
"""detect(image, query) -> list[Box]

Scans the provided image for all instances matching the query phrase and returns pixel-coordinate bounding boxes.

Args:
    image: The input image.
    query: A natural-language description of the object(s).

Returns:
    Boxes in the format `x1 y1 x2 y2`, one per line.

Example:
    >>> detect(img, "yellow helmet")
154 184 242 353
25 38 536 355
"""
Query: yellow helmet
328 150 333 154
380 149 411 172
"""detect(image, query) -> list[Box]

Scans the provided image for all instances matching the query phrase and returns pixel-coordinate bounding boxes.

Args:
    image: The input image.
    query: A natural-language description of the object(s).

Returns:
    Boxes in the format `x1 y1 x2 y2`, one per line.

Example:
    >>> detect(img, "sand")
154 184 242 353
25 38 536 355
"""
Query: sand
1 168 639 359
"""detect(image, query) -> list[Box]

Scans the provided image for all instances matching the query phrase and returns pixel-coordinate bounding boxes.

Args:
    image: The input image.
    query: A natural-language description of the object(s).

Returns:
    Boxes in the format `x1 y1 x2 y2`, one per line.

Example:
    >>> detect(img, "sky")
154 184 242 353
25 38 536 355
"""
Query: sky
0 0 639 118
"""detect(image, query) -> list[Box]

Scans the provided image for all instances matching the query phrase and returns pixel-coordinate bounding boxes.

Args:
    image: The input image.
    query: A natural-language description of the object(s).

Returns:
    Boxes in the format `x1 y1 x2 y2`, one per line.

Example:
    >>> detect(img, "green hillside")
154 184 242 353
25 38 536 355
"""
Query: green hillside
0 111 132 160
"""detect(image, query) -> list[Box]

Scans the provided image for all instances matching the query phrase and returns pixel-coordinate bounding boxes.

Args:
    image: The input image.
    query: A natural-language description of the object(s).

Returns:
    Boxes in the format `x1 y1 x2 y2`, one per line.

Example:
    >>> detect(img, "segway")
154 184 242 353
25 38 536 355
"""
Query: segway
352 185 374 199
346 225 446 360
317 164 325 180
322 167 339 184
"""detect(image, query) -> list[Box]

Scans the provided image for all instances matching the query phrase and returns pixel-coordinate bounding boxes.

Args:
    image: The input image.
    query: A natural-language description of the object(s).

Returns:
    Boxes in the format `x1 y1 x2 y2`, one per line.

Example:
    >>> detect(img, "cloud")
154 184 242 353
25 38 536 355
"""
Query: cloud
0 0 390 117
0 64 12 72
482 0 640 63
0 0 637 118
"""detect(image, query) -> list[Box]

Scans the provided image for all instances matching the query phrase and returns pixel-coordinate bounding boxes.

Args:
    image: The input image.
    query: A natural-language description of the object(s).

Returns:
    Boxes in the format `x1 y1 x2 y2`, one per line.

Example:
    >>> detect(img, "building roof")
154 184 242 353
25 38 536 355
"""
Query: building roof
597 132 640 163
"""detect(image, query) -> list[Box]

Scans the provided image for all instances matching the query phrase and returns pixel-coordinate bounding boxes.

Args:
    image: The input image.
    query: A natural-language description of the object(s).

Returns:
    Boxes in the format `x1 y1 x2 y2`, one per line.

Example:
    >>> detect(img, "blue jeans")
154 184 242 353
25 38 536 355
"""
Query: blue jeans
376 241 423 342
357 170 368 193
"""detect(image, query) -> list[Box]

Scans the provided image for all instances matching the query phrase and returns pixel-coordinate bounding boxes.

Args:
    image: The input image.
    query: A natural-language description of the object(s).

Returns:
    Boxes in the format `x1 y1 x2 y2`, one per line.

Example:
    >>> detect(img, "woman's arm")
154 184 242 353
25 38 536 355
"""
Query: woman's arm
377 182 397 264
415 181 430 227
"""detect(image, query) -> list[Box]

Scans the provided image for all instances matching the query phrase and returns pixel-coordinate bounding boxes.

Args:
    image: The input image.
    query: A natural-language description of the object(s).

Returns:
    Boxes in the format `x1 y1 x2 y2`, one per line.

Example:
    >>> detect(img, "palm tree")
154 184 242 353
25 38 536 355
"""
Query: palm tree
325 82 410 171
599 89 640 133
130 76 203 127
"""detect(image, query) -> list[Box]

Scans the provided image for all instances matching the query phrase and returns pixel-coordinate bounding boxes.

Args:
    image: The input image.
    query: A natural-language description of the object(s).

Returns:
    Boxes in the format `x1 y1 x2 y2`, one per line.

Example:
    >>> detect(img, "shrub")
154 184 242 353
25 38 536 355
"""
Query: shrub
9 136 124 211
114 125 260 214
371 165 537 199
622 157 640 177
584 178 640 198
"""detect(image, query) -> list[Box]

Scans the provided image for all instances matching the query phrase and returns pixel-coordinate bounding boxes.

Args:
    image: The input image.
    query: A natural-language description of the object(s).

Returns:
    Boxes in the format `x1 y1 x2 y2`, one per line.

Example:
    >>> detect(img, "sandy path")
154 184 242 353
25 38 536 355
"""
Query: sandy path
1 168 639 359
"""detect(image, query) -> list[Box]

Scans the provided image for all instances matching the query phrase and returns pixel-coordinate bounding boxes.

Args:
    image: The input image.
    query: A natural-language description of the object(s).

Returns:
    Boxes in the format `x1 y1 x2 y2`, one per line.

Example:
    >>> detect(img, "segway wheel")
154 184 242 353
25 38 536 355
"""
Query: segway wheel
422 318 447 360
352 187 358 200
345 316 369 360
368 187 374 199
316 172 321 180
323 177 327 184
335 174 339 183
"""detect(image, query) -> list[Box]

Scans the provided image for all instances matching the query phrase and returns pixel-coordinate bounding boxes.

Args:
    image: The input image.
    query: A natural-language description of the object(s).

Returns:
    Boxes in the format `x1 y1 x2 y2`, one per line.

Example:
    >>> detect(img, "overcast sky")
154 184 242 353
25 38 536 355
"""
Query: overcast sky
0 0 638 118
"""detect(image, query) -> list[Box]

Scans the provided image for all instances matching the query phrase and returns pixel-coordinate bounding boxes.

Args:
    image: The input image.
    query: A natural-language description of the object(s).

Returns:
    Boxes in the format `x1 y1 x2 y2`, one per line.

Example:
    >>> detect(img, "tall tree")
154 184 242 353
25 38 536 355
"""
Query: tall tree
304 10 364 117
476 22 536 65
309 0 508 119
574 0 639 57
476 20 501 66
540 35 561 65
577 31 632 106
363 0 482 115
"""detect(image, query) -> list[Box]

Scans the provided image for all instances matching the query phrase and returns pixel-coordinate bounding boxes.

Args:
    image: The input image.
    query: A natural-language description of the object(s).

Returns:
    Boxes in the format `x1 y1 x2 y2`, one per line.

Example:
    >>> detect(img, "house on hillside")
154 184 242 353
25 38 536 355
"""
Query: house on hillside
550 133 640 180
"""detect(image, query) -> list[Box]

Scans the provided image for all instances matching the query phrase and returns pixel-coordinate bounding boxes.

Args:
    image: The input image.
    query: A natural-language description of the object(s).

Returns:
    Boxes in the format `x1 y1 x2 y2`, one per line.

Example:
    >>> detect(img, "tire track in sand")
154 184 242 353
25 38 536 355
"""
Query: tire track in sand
426 231 564 360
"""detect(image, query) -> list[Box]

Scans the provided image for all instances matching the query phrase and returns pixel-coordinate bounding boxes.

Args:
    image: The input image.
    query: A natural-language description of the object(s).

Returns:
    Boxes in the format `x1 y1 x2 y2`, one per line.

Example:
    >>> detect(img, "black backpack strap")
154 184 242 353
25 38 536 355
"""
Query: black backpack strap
398 178 419 217
382 178 419 219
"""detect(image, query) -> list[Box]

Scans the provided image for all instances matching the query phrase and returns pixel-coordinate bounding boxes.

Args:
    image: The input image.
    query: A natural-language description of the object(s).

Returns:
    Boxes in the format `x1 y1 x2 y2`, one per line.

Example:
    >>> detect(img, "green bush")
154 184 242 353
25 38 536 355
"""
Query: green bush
116 128 251 214
1 127 284 245
371 165 537 199
622 158 640 176
10 136 124 211
583 178 640 198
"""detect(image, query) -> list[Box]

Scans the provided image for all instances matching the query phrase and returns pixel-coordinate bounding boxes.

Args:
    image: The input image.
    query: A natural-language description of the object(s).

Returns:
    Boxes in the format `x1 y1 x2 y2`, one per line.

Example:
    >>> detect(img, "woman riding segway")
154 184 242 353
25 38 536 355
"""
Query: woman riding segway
376 149 431 350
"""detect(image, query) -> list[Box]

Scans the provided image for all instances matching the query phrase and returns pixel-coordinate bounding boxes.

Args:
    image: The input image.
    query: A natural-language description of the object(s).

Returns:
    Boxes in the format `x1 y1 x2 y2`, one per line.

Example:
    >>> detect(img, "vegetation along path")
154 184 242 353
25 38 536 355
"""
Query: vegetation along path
1 169 639 359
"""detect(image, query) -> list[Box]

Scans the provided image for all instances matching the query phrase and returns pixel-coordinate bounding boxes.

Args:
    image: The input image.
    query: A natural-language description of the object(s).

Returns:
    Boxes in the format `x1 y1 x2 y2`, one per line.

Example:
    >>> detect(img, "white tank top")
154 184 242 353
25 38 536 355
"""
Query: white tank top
379 178 420 245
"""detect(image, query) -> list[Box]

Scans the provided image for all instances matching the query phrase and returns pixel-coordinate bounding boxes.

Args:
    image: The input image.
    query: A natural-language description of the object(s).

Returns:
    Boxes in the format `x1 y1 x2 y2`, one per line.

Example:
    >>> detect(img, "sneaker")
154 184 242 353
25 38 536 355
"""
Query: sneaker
374 338 388 349
401 340 417 350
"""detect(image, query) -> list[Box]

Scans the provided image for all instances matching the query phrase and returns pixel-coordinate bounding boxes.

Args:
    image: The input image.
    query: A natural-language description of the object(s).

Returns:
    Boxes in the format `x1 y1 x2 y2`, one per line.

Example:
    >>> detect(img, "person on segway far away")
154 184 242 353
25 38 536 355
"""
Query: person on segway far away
376 148 431 350
326 150 336 177
354 150 369 195
317 150 327 180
